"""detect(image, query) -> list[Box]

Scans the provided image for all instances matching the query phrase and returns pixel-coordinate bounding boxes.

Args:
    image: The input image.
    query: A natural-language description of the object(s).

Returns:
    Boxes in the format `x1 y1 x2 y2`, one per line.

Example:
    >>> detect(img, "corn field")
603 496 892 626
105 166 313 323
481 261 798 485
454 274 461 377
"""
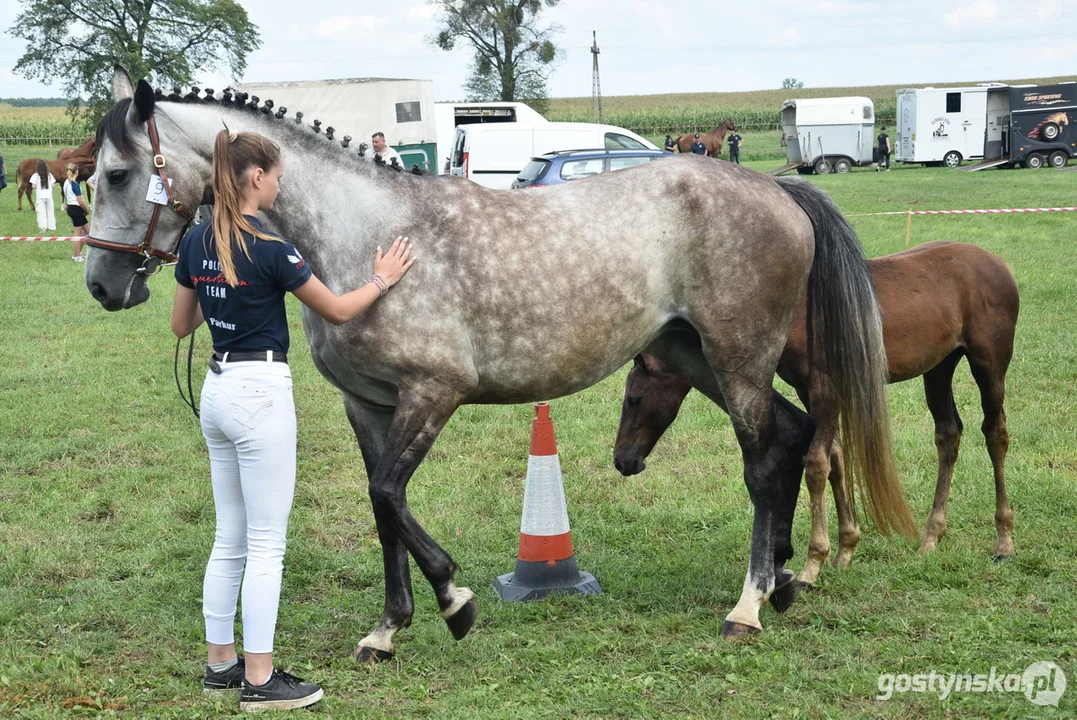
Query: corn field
0 106 87 145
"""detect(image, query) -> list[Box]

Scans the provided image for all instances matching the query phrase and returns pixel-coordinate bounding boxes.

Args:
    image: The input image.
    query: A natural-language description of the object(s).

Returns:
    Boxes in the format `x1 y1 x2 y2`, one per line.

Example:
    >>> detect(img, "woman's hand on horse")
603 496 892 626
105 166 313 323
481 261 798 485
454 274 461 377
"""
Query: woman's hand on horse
374 236 416 287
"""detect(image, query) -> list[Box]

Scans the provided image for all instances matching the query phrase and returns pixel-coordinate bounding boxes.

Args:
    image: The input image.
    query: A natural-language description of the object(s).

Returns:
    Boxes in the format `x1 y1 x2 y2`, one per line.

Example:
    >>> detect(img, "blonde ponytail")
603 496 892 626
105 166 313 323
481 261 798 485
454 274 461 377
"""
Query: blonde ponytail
210 129 283 287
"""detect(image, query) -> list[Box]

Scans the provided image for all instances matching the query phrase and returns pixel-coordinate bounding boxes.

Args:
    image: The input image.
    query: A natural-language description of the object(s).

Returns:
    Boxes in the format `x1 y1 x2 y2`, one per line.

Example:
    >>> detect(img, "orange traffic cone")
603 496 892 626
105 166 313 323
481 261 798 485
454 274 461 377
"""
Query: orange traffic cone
494 403 602 601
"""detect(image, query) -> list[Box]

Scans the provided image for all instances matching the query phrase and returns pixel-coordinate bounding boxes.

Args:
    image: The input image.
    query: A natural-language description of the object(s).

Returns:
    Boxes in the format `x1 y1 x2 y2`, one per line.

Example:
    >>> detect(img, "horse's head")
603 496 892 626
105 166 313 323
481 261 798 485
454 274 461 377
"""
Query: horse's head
613 353 692 476
86 67 210 311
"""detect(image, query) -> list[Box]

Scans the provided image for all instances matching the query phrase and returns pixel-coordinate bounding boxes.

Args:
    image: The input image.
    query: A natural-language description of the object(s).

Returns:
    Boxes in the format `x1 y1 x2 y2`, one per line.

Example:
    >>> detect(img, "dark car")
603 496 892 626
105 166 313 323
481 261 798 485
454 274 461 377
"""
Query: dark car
511 148 671 189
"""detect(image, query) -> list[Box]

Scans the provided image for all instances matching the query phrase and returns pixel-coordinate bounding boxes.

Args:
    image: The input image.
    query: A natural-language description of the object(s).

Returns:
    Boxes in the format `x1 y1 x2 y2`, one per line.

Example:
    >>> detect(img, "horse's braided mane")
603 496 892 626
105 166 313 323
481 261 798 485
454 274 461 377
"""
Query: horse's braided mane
98 85 430 177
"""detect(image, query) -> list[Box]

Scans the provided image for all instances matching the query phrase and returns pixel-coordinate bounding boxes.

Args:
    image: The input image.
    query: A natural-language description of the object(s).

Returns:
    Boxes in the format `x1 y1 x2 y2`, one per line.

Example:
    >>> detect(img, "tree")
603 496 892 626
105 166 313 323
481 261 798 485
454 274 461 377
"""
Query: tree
431 0 560 112
10 0 261 127
782 78 805 89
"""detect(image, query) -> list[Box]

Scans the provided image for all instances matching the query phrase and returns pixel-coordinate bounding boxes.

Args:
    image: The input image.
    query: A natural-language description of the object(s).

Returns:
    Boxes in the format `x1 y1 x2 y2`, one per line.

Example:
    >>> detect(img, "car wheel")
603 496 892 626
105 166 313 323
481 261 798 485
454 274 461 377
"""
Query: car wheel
1042 123 1061 141
1024 153 1045 170
943 151 962 168
1049 150 1069 168
833 158 852 174
814 157 831 175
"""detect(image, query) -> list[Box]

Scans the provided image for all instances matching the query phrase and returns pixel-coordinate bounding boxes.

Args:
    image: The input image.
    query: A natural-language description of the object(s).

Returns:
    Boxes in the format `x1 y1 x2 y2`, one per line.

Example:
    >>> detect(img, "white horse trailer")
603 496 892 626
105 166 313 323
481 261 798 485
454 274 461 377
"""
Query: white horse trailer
895 86 989 167
775 97 875 175
238 77 438 172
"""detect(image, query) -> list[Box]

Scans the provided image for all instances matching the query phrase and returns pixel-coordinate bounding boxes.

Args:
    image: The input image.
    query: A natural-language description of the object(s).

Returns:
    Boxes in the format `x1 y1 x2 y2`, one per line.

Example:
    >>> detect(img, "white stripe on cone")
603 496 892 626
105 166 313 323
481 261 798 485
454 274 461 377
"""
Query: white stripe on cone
520 454 571 537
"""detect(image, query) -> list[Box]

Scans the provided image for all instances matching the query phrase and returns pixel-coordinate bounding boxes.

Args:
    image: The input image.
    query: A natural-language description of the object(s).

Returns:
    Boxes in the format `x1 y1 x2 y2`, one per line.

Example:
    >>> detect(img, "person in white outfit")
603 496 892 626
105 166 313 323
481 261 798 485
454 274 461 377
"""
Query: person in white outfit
371 132 403 167
28 160 57 233
171 129 415 712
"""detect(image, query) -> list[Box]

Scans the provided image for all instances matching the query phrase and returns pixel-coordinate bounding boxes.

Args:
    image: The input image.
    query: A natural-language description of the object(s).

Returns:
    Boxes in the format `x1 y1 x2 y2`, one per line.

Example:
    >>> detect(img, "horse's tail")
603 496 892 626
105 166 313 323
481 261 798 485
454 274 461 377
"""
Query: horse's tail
776 177 918 541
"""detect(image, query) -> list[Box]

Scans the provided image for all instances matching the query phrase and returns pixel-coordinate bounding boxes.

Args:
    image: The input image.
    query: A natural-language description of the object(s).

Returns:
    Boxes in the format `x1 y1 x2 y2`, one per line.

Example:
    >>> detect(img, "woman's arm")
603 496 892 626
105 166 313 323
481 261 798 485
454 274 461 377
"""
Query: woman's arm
292 236 415 325
171 285 204 337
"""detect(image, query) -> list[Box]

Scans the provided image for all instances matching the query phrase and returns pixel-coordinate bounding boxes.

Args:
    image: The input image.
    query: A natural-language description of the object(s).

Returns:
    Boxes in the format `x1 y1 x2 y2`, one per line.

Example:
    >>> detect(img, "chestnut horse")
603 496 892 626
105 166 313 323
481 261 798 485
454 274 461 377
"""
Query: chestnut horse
675 118 735 157
16 137 96 210
615 241 1019 585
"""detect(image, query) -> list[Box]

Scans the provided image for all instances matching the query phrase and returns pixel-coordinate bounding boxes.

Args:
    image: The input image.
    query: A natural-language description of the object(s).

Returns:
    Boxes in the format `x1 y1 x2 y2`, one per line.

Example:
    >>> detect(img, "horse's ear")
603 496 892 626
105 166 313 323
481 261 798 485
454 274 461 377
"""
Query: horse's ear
633 354 647 370
112 66 135 102
130 79 155 124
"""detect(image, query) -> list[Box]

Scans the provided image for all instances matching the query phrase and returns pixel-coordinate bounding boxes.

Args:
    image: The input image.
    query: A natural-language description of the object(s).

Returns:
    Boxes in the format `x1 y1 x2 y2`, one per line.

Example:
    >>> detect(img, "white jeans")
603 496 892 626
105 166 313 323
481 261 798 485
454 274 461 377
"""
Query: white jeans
35 195 56 232
199 358 296 653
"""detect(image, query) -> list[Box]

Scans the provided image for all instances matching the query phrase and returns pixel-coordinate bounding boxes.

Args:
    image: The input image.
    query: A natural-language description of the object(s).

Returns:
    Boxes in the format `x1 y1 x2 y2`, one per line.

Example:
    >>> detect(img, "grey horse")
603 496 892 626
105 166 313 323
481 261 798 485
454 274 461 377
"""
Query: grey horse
84 68 916 662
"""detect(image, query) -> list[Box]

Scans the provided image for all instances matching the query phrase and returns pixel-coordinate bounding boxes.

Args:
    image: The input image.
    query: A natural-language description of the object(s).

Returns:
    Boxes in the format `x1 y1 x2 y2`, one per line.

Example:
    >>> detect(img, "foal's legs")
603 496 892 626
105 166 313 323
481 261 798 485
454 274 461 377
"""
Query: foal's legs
919 351 964 554
351 386 476 662
343 396 414 662
968 356 1014 559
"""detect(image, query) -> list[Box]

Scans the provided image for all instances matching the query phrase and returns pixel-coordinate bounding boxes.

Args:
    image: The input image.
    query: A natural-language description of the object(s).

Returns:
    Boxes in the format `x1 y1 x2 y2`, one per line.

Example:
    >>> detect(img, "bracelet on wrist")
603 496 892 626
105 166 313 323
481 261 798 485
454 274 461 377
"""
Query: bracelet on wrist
370 275 388 297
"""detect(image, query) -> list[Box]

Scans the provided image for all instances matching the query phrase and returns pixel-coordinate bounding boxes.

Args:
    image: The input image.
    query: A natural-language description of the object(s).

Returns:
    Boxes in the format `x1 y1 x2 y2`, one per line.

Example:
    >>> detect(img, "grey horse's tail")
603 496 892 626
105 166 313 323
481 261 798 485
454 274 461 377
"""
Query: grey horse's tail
776 177 918 541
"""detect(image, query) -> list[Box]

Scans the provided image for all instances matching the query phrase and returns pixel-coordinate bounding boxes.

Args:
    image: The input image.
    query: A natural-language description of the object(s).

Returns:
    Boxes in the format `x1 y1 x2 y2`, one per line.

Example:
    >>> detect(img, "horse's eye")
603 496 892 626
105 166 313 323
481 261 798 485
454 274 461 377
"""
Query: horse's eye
627 396 642 407
107 170 129 185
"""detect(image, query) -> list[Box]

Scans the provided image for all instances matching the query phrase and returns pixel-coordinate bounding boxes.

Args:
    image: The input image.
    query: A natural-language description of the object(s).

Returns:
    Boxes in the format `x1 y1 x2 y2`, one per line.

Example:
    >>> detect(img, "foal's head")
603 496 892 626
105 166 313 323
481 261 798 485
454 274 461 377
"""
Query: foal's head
613 354 692 476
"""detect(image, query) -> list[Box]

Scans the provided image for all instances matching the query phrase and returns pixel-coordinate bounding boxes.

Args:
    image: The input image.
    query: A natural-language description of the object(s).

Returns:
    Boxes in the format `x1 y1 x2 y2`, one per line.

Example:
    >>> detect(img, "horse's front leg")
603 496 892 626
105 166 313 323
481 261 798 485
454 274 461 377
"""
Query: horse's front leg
358 383 477 660
342 396 414 663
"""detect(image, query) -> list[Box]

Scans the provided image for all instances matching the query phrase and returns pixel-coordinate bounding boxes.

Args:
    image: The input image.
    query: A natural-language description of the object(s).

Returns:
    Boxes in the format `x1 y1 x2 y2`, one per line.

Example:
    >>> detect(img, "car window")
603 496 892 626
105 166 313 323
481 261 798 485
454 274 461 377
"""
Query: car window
517 159 551 182
560 158 605 180
605 133 647 150
609 156 652 172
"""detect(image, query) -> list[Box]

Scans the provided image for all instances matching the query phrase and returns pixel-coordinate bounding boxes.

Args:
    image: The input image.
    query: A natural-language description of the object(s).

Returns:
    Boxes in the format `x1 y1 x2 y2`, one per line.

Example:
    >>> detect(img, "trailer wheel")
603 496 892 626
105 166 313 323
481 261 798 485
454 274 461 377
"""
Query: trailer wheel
833 158 852 174
814 158 831 174
943 150 963 168
1049 150 1069 168
1024 153 1045 170
1042 123 1061 141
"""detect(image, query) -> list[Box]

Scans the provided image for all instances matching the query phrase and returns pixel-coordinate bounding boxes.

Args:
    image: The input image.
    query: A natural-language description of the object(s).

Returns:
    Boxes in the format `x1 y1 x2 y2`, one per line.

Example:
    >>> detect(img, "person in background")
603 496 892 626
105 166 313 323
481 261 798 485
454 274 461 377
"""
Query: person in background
877 126 892 171
371 132 402 167
28 160 57 233
0 151 8 195
63 162 90 261
689 134 708 156
664 135 677 153
727 127 743 164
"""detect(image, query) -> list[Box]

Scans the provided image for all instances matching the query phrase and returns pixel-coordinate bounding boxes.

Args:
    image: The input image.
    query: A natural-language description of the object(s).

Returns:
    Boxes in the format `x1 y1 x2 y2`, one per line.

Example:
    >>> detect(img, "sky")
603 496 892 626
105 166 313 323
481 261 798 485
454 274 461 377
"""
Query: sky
2 0 1076 101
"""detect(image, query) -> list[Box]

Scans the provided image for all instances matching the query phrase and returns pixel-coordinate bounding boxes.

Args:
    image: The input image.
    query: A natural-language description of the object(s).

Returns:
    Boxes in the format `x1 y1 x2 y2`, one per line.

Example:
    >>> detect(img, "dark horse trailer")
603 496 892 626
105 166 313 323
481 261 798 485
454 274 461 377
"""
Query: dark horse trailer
963 82 1077 171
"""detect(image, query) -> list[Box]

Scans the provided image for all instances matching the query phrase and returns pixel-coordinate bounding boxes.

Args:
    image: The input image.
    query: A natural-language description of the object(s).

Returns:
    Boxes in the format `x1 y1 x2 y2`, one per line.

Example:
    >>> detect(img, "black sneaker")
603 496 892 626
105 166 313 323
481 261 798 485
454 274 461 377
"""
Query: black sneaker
204 657 245 692
240 668 323 712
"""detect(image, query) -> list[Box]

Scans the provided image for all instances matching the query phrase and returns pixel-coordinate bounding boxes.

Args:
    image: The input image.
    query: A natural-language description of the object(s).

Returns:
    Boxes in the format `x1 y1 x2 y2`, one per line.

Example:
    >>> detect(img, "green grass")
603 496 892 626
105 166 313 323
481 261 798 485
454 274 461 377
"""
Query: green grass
1 145 1076 718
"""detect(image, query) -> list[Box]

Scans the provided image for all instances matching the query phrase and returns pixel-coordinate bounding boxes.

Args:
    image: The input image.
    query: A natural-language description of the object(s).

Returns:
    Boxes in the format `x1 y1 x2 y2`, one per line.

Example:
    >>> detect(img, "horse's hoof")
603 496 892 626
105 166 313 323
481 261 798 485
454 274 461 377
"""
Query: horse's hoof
768 571 803 614
445 596 479 641
721 620 761 640
993 554 1012 563
354 646 393 664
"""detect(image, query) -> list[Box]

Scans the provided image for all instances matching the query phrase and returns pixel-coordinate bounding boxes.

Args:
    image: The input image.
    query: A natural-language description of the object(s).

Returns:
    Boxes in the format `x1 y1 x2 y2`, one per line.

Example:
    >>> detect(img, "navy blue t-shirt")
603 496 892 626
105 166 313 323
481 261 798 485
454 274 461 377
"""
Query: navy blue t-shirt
175 216 312 353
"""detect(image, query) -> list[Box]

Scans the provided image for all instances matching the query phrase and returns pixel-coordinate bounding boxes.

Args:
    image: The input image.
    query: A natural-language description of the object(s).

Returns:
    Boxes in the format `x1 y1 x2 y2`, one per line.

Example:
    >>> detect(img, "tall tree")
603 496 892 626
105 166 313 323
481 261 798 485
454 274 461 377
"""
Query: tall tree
10 0 261 127
431 0 559 112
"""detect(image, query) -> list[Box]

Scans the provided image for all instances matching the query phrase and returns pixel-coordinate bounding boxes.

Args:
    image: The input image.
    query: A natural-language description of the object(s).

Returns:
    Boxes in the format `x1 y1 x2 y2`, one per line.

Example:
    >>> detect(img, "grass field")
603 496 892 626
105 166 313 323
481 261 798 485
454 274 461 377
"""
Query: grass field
1 144 1076 718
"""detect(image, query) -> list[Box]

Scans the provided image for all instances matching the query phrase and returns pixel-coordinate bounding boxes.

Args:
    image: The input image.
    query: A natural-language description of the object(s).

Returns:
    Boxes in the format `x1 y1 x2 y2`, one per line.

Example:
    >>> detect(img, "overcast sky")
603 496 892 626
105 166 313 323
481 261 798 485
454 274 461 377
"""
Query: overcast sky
2 0 1075 100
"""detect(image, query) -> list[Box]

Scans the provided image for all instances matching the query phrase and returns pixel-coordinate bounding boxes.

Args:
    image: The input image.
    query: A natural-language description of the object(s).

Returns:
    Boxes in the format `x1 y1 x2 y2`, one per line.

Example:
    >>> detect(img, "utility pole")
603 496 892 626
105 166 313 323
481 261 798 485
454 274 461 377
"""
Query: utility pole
591 30 603 124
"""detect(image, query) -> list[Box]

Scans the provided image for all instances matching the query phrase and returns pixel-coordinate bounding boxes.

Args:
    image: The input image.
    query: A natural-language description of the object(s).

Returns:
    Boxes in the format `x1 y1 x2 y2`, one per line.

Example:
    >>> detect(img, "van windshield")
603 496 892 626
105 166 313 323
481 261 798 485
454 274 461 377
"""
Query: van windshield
605 133 647 150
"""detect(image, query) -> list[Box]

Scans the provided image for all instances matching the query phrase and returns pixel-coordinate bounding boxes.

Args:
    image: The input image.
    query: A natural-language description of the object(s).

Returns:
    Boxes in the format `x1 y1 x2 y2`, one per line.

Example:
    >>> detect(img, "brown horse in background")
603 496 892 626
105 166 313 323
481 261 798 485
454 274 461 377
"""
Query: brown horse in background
675 118 735 157
16 137 96 211
614 241 1019 586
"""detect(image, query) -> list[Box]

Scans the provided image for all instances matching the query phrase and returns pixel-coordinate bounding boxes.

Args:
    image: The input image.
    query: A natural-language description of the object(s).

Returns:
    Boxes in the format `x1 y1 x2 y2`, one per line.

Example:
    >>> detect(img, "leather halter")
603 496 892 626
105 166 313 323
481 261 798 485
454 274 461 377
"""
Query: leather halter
85 115 194 265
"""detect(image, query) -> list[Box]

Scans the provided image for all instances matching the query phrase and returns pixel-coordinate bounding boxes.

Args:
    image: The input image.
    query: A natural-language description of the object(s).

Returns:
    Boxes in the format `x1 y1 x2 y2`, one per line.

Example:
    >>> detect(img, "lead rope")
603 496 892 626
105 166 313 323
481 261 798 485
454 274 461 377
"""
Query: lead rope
174 328 199 418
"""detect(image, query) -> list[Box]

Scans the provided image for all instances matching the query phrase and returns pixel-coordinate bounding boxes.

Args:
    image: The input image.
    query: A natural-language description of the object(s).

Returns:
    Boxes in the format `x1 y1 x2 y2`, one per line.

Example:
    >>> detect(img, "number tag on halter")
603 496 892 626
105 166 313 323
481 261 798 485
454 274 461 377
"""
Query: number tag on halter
146 176 172 205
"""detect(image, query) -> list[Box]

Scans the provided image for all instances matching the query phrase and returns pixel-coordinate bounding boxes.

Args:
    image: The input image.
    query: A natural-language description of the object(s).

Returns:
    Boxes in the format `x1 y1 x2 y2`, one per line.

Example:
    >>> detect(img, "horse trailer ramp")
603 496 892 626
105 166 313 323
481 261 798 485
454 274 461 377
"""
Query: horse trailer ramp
954 157 1010 172
768 161 800 176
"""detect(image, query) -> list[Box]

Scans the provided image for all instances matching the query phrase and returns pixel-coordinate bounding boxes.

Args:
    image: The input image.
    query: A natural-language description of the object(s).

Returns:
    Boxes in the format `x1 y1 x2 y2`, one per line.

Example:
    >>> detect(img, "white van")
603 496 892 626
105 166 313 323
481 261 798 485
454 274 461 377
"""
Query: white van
434 102 549 174
449 122 658 189
895 86 989 167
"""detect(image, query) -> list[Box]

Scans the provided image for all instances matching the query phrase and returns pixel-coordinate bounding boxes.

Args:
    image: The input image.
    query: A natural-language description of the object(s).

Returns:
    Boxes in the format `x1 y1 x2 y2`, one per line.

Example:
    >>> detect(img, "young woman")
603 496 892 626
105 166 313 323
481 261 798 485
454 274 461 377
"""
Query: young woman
63 162 90 261
172 130 415 712
28 160 57 233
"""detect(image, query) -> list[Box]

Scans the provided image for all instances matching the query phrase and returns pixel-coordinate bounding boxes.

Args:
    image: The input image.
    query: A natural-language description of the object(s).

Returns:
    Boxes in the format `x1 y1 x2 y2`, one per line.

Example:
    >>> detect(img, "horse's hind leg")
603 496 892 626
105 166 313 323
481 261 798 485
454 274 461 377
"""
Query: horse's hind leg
828 441 861 569
796 386 838 586
919 351 964 554
968 355 1014 560
343 396 414 663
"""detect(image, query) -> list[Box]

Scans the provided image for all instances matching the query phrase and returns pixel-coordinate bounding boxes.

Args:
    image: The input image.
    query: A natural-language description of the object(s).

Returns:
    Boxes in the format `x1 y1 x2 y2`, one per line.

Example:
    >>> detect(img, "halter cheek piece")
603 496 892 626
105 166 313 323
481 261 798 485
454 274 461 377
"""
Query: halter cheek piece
85 114 195 272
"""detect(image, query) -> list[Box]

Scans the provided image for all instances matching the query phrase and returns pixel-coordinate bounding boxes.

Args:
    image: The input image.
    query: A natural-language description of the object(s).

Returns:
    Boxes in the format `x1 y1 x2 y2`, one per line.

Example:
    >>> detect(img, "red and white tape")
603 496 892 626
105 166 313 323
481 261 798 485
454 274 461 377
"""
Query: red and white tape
0 236 86 242
847 206 1077 217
